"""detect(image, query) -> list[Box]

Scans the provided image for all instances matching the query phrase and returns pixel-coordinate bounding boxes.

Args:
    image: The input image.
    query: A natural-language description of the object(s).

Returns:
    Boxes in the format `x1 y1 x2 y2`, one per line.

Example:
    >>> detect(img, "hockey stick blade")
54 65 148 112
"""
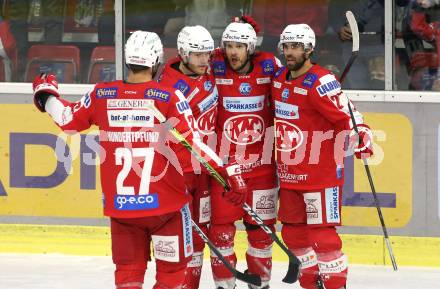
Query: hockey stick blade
341 11 398 271
147 102 300 282
340 11 360 83
192 220 262 287
146 102 261 286
243 203 301 284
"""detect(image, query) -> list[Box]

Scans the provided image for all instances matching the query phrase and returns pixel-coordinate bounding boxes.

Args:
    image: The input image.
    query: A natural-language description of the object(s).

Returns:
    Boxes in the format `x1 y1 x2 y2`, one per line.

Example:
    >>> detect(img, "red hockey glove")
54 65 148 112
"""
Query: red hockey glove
221 164 248 206
350 124 374 159
33 73 60 112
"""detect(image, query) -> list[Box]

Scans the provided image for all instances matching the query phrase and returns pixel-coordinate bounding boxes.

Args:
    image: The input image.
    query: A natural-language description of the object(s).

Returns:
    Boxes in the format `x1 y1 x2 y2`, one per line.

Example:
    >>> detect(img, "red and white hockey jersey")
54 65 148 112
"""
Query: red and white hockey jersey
45 80 208 218
272 65 366 190
211 49 279 178
159 57 218 143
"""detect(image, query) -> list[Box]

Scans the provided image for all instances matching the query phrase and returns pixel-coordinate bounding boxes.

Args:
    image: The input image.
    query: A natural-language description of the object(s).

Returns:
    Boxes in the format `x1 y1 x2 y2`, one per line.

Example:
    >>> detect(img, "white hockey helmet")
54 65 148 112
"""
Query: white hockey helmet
177 25 214 61
278 24 316 53
125 30 164 67
221 22 257 54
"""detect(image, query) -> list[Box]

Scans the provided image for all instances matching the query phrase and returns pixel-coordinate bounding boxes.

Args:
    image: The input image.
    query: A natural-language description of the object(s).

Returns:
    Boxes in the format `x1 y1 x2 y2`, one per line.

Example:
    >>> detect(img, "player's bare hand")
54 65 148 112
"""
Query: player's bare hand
339 25 352 41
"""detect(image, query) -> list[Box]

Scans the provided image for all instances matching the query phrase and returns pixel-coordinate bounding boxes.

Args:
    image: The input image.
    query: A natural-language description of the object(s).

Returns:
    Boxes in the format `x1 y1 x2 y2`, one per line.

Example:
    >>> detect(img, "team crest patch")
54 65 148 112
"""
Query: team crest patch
302 73 318 88
173 79 190 96
213 61 226 76
260 59 275 75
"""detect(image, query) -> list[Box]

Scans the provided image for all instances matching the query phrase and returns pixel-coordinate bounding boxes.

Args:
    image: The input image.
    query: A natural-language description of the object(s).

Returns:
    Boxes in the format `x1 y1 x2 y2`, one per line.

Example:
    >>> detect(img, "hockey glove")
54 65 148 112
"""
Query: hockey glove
350 124 374 159
33 73 60 112
221 164 248 206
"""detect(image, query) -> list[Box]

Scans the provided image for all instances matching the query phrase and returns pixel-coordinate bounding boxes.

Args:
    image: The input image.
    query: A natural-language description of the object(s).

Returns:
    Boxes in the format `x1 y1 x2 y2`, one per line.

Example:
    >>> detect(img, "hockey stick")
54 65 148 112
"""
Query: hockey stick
342 11 398 271
147 102 300 284
191 220 262 287
146 103 261 286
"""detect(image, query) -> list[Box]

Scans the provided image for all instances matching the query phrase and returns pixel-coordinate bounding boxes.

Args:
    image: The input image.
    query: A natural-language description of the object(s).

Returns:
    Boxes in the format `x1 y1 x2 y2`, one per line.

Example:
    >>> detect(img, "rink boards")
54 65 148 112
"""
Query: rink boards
1 223 439 267
1 88 440 267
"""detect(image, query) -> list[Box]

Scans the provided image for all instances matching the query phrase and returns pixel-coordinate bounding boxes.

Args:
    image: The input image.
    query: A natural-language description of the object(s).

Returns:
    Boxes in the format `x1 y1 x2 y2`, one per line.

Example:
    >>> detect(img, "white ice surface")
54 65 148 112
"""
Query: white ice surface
1 253 439 288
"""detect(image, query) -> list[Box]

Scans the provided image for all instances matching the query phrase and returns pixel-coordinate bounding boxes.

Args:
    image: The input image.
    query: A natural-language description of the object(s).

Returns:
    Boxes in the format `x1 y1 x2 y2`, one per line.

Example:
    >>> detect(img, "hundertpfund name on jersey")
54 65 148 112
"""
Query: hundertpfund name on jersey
114 193 159 210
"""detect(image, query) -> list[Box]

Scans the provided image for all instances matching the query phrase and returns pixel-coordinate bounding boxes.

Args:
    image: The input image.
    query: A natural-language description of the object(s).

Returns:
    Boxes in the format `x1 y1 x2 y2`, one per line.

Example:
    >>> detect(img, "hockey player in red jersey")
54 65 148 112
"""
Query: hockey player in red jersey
272 24 374 289
209 16 281 289
158 25 217 289
32 30 248 289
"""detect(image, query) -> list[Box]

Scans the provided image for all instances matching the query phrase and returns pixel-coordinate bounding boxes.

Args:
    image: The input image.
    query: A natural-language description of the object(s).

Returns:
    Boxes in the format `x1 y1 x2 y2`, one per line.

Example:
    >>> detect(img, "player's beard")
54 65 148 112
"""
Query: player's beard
286 52 307 72
227 55 248 72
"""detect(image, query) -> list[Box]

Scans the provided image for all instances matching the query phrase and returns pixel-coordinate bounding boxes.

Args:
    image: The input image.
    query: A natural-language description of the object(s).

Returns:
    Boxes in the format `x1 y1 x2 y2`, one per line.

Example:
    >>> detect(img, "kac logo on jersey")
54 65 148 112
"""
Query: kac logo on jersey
173 79 190 96
239 83 252 95
282 88 290 101
302 73 318 88
260 59 275 75
204 80 213 91
213 61 226 76
96 87 118 98
224 114 265 145
197 105 217 135
275 120 304 152
144 88 170 102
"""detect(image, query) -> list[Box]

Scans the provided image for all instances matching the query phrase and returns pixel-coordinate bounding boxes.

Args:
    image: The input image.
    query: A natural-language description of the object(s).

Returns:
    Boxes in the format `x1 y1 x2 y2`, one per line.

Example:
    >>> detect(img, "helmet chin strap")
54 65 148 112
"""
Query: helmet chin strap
181 55 201 77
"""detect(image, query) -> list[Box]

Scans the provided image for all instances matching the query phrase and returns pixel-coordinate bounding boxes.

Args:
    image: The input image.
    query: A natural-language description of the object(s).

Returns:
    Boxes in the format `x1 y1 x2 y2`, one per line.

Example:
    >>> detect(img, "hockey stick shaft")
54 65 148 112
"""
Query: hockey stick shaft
148 103 300 283
191 220 261 286
343 10 398 271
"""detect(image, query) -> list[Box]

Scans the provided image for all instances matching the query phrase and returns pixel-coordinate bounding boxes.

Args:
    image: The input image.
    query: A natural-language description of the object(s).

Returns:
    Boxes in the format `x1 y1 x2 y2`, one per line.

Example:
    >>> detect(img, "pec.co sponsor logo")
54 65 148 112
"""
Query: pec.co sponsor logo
223 114 265 145
275 120 304 151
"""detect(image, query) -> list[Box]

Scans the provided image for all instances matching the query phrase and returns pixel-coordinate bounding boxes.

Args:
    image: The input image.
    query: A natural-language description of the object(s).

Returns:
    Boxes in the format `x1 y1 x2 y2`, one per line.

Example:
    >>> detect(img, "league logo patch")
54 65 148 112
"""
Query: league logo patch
302 73 318 88
260 59 275 75
213 61 226 76
204 80 213 91
95 87 118 98
144 88 170 102
282 88 290 101
239 82 252 95
173 79 190 96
